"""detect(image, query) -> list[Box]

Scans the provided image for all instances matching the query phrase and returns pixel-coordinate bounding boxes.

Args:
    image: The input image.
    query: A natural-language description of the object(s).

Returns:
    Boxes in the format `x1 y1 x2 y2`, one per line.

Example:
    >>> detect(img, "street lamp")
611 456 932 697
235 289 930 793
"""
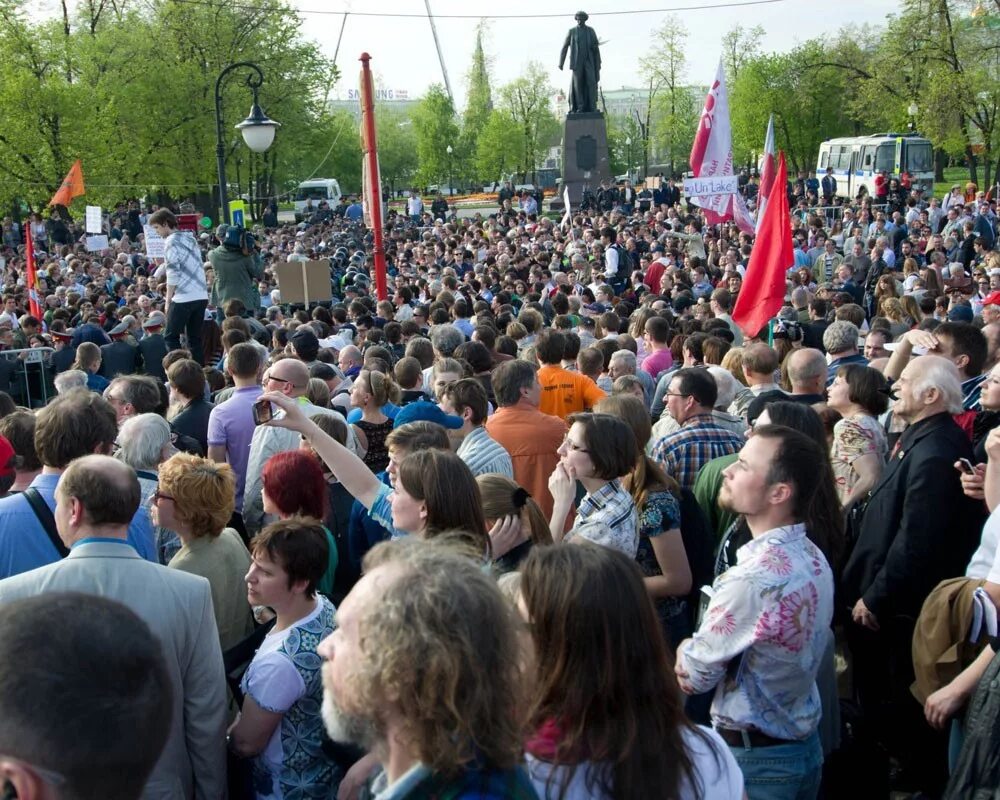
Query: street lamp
446 144 453 195
625 136 632 182
907 101 918 132
215 61 281 225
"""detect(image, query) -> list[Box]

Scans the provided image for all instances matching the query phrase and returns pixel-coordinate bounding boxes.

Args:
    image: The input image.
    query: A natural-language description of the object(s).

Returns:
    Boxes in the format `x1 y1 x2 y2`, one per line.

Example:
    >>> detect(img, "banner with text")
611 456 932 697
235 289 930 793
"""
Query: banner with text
683 176 739 197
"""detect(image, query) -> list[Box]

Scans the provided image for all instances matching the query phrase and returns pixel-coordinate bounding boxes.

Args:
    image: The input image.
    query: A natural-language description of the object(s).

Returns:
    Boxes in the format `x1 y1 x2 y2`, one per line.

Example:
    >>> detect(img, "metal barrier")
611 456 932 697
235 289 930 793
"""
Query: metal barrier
0 347 56 408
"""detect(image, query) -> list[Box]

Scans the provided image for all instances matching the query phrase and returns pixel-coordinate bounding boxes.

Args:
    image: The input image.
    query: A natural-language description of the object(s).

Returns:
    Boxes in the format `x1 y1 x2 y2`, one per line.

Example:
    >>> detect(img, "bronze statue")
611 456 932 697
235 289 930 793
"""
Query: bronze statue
559 11 601 115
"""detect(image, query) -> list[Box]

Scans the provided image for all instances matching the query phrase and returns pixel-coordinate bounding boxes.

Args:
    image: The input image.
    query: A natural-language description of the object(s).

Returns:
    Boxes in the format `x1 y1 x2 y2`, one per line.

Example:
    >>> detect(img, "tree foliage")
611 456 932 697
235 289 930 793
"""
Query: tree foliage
410 84 459 187
0 0 341 217
641 17 695 176
497 61 560 183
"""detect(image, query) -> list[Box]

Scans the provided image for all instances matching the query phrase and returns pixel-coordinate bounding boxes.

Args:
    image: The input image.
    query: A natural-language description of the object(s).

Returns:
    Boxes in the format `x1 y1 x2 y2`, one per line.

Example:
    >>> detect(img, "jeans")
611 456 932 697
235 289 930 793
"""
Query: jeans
165 298 207 364
729 730 822 800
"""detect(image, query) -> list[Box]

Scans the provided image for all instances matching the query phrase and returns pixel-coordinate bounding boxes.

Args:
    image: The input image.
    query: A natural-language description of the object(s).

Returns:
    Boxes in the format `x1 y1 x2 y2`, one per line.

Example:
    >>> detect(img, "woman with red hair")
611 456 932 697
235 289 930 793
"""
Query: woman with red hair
261 450 340 600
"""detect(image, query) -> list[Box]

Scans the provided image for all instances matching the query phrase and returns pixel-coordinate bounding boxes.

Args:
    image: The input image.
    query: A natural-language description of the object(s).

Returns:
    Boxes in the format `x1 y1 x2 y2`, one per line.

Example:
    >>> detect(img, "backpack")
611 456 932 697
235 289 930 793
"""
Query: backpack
608 244 630 295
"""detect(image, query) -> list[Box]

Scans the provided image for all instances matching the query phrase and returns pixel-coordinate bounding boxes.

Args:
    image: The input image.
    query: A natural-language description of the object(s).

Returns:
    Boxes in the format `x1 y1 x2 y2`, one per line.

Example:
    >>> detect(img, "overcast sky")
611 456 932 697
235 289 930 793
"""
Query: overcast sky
42 0 902 108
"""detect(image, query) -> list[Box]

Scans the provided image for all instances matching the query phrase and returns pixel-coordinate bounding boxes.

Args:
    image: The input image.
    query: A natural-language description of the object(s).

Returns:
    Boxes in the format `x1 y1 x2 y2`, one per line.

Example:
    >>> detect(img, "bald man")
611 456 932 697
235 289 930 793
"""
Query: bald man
243 358 341 535
746 348 829 422
0 455 228 799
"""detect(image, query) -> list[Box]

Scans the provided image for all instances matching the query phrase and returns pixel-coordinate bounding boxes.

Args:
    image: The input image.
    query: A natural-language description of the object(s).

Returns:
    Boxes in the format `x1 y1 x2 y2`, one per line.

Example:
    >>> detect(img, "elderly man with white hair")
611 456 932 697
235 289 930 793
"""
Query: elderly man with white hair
116 412 180 564
54 369 88 395
608 349 655 408
842 355 985 792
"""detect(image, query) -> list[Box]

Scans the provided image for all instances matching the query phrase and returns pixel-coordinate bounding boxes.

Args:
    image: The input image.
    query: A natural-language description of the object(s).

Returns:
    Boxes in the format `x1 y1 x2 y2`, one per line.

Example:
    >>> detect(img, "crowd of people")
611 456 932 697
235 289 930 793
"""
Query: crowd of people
0 171 997 800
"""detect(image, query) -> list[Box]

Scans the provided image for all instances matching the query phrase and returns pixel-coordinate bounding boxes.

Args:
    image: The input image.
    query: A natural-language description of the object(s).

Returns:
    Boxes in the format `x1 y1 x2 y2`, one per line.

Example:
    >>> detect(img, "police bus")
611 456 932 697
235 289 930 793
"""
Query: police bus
816 133 934 199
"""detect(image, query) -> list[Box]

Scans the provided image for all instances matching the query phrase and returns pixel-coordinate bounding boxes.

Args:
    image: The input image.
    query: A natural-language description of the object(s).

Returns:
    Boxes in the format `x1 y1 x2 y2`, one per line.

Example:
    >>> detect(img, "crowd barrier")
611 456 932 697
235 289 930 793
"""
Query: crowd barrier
0 347 56 408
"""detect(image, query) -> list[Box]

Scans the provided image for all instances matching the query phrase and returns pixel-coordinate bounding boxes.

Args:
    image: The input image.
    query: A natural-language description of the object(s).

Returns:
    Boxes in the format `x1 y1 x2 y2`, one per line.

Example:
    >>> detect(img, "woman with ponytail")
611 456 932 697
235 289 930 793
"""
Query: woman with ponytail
349 368 401 473
477 474 553 572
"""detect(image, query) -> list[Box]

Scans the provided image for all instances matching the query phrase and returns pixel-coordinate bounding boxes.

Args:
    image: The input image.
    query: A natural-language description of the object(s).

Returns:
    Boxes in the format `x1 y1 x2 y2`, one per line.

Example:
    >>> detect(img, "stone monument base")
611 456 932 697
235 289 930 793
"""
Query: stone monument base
555 111 612 210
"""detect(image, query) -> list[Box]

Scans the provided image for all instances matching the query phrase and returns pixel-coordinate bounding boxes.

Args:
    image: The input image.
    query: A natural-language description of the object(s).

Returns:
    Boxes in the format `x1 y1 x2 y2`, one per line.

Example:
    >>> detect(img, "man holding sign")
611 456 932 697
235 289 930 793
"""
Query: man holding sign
147 209 207 364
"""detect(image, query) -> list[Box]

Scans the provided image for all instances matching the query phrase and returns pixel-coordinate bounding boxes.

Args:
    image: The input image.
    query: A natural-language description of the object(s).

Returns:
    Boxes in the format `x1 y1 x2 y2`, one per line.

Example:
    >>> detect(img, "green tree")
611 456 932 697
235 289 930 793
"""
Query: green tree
463 22 493 143
474 109 521 183
411 84 459 187
640 17 693 176
0 0 339 219
376 107 418 195
497 62 559 182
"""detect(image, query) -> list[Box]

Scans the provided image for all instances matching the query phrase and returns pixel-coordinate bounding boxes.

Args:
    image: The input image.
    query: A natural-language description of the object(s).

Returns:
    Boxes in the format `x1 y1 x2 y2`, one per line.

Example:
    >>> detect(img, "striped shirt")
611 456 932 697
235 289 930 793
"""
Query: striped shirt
651 414 745 490
456 426 514 478
164 230 208 303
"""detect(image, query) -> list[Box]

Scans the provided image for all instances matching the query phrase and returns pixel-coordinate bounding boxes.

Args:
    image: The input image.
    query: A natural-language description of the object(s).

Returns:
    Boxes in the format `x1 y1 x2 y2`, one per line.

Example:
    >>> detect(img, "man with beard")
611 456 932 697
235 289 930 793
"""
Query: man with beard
317 539 536 799
674 426 838 798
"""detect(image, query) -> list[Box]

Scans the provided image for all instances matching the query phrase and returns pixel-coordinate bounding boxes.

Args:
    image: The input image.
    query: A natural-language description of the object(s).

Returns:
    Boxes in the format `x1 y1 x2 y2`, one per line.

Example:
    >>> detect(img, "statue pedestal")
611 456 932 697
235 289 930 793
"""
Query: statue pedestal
556 112 611 210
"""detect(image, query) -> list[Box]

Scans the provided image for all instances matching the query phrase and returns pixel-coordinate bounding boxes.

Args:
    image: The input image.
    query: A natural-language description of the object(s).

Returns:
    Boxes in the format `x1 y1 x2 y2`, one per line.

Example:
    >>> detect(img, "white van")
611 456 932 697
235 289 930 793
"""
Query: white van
293 179 342 220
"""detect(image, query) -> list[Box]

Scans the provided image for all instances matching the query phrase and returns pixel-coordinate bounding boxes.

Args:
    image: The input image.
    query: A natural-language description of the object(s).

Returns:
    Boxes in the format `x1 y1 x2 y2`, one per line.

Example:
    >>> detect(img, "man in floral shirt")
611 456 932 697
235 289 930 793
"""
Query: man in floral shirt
674 425 837 799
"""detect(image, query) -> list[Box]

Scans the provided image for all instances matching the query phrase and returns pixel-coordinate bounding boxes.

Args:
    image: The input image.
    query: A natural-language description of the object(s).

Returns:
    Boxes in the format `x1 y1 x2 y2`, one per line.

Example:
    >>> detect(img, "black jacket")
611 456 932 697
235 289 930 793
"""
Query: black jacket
841 412 984 621
137 334 168 381
99 341 140 379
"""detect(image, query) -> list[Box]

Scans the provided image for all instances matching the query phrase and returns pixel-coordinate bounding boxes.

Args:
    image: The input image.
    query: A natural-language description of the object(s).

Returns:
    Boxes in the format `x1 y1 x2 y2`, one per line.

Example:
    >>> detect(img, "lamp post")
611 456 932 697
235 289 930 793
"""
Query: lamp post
907 101 918 133
215 61 281 225
625 136 632 182
446 144 453 196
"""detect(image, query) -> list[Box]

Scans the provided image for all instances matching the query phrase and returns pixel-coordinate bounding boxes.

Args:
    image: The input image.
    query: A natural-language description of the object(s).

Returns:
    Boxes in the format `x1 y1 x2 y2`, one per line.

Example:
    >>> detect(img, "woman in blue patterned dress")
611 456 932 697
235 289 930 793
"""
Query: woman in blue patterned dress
597 394 693 646
228 517 341 799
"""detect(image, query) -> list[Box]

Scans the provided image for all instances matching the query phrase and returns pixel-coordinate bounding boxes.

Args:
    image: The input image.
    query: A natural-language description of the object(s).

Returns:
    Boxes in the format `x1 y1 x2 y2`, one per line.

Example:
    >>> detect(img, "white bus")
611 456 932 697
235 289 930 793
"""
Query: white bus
816 133 934 199
293 179 342 220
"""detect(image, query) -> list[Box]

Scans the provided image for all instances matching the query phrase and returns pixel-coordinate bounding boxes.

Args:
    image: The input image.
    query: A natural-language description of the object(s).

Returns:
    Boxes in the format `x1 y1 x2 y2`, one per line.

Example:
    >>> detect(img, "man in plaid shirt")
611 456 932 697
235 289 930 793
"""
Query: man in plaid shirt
651 368 745 490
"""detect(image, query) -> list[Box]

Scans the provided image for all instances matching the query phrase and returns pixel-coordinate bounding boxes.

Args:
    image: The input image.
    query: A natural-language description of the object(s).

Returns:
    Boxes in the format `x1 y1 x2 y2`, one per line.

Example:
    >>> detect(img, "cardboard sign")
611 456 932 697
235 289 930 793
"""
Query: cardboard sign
176 213 200 234
85 205 103 233
85 235 109 252
274 259 332 308
143 225 166 259
683 175 739 197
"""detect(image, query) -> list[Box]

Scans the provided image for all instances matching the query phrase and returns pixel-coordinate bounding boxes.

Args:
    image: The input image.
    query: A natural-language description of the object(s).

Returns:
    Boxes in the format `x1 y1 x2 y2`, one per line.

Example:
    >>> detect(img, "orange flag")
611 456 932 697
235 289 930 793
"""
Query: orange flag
48 159 85 207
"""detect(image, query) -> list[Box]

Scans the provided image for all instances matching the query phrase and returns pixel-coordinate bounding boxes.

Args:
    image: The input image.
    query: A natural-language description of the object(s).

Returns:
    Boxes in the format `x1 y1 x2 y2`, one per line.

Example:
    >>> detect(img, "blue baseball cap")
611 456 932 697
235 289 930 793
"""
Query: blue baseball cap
392 400 464 430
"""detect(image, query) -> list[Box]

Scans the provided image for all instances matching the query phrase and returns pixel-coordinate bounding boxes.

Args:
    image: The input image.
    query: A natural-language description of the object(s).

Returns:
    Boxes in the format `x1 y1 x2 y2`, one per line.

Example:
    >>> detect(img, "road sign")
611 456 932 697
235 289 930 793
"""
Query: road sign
229 200 246 228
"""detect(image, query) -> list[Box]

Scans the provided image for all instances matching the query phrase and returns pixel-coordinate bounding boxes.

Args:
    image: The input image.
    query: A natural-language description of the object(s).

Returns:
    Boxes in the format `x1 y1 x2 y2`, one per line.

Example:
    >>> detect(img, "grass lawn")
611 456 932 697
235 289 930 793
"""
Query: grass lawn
933 166 976 197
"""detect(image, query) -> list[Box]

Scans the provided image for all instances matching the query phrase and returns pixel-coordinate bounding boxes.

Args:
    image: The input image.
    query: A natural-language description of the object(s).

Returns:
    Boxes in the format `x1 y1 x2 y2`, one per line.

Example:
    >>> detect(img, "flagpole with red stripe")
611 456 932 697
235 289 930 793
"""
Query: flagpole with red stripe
25 224 43 320
756 114 776 232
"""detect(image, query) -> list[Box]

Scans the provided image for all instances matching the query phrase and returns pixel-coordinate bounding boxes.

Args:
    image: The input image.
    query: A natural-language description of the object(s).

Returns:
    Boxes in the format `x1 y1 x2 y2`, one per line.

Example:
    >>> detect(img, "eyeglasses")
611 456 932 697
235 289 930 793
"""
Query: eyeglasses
151 490 174 503
664 392 690 399
266 375 292 386
560 436 589 453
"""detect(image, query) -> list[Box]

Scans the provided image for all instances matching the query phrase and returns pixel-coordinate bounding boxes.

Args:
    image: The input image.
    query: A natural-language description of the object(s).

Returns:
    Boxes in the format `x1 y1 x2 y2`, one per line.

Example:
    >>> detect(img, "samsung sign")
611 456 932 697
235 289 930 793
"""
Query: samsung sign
346 88 410 101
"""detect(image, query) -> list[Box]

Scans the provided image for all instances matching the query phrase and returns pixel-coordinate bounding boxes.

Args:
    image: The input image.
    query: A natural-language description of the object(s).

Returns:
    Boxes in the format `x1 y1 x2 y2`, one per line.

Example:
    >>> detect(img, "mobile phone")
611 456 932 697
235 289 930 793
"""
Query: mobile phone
252 399 274 426
958 458 976 475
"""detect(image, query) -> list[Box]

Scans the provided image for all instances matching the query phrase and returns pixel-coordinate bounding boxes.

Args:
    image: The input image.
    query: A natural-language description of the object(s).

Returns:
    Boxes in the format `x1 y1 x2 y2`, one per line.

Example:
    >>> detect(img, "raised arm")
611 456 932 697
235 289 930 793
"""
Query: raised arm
261 392 382 509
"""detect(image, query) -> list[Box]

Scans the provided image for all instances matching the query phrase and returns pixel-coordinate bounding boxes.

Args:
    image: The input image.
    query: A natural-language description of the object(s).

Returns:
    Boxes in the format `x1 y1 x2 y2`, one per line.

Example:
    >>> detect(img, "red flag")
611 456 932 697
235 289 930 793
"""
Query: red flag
25 225 43 320
48 159 85 207
732 152 793 338
756 114 776 232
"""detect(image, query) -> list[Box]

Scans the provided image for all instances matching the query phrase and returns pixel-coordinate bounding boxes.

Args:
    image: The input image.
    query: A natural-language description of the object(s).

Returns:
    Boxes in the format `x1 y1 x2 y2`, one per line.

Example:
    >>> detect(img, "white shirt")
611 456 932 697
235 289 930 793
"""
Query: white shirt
966 506 1000 584
526 726 744 800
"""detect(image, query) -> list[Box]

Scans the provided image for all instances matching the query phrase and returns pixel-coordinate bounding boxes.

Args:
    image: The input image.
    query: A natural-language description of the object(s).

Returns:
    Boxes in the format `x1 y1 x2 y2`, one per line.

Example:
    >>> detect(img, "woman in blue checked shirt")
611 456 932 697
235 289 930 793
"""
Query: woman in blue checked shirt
547 412 639 557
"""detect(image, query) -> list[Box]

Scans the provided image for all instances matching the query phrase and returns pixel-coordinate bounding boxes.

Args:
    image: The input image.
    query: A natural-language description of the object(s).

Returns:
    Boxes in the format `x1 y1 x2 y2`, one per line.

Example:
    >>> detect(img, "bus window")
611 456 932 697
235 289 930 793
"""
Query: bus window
906 142 933 173
818 148 829 169
874 144 894 173
861 146 876 170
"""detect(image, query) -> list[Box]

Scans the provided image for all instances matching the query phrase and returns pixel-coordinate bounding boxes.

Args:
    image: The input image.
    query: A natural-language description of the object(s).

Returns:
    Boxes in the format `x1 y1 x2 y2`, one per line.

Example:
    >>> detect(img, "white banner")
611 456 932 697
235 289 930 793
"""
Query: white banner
85 235 109 252
683 176 739 197
143 225 166 259
85 205 103 234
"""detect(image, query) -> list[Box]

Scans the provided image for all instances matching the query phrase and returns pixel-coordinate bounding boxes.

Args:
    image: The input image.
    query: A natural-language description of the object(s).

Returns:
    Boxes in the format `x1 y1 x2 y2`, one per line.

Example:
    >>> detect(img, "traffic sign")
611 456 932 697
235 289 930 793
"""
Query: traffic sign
229 200 246 228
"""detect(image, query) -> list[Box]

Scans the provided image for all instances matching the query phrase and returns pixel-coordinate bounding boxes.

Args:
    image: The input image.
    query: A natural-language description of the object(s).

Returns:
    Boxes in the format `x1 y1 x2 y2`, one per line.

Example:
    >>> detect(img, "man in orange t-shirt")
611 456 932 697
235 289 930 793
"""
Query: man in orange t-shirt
534 329 606 420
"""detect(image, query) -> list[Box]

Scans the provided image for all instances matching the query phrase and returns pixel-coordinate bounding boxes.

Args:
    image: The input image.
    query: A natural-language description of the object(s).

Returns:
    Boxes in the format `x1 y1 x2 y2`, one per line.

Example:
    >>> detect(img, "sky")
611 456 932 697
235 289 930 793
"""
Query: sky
39 0 903 108
299 0 902 108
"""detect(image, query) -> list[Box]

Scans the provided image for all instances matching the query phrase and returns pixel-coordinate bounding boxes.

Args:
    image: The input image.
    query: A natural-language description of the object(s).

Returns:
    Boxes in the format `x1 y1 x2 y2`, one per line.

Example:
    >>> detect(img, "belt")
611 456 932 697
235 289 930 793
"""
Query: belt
715 728 795 749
